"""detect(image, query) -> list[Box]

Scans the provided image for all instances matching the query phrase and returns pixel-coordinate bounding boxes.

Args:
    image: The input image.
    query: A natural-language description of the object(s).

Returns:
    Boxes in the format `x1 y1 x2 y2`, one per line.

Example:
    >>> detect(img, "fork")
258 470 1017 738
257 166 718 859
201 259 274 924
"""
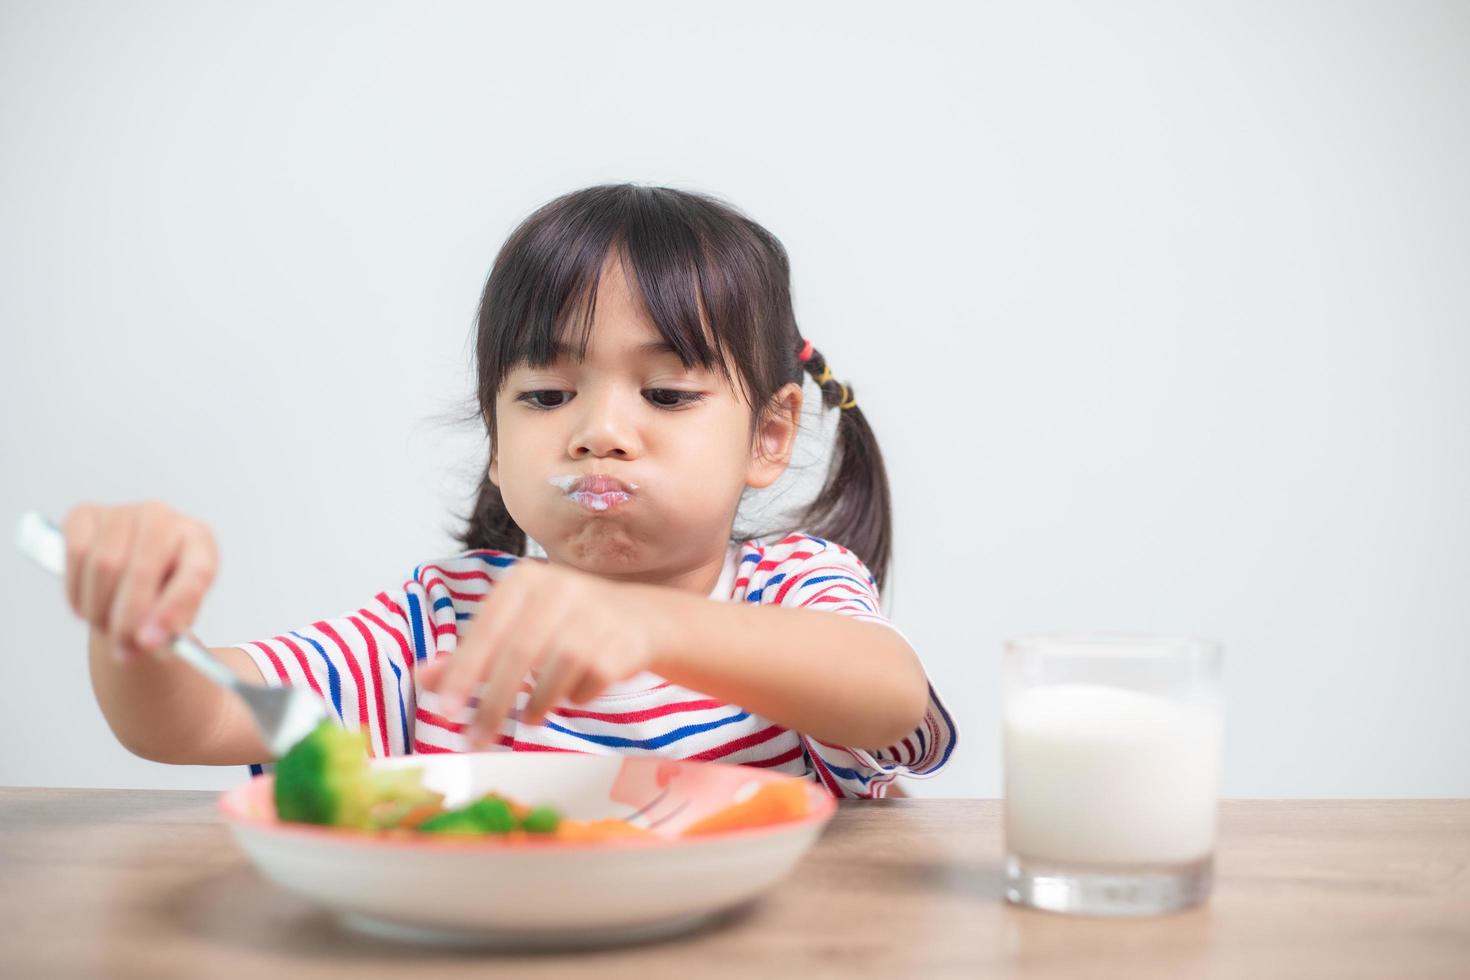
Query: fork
14 511 328 758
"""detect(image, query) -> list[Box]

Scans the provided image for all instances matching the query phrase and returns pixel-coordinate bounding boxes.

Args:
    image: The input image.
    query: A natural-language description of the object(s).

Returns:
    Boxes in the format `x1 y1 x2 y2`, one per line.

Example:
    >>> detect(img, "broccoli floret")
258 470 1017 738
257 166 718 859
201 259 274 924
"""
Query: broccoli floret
419 795 517 835
273 719 441 830
274 719 373 827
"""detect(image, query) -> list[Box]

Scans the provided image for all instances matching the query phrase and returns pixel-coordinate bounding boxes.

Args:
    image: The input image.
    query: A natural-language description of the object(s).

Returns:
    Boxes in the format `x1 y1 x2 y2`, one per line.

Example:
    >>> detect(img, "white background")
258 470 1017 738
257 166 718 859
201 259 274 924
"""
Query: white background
2 1 1466 797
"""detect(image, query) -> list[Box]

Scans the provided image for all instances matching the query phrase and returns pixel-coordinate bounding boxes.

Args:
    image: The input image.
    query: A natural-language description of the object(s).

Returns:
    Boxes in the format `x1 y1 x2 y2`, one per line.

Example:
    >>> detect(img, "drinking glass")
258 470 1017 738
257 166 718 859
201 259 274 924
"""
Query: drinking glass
1002 632 1223 916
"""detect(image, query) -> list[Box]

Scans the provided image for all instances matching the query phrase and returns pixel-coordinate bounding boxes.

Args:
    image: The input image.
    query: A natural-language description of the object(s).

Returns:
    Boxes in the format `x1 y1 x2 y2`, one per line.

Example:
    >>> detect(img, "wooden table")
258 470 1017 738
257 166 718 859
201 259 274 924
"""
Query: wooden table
1 790 1465 978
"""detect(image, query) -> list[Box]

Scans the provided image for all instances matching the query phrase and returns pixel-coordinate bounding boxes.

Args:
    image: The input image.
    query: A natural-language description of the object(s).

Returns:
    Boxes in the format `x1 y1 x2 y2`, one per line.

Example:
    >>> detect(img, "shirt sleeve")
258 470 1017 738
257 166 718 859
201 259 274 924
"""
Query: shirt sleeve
754 534 959 799
228 584 421 775
226 550 520 775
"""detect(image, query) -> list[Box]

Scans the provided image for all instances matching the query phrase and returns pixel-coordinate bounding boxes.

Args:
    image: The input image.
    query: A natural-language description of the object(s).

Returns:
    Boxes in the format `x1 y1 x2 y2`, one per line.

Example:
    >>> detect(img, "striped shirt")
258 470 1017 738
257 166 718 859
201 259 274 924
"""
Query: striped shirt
233 532 957 798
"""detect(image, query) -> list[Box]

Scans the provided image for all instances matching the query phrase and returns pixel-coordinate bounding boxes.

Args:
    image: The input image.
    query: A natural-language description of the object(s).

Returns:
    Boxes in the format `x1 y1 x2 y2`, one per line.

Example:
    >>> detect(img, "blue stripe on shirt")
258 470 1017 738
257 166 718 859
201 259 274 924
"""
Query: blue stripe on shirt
795 574 868 592
541 710 750 750
818 757 876 785
290 629 343 721
406 593 427 661
919 684 958 774
386 655 409 754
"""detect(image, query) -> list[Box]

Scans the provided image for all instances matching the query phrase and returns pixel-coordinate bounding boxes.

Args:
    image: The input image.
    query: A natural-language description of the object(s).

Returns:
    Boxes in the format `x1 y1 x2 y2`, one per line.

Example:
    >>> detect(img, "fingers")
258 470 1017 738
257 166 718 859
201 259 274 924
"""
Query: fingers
519 650 579 727
427 570 533 713
417 563 640 749
106 508 184 661
561 655 608 708
78 508 137 644
62 504 100 617
467 605 563 745
141 519 217 647
415 657 448 689
62 501 219 664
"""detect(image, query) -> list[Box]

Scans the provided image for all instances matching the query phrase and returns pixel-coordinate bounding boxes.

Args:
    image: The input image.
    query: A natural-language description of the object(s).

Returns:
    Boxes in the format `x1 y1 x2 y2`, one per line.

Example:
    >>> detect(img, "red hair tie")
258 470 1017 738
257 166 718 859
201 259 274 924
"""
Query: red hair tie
796 338 814 363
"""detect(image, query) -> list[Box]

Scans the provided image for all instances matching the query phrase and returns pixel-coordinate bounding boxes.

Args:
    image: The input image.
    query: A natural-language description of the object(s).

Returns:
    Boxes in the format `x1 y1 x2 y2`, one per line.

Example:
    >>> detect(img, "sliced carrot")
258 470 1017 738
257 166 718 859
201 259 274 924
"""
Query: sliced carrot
681 781 809 837
555 818 655 842
396 802 449 829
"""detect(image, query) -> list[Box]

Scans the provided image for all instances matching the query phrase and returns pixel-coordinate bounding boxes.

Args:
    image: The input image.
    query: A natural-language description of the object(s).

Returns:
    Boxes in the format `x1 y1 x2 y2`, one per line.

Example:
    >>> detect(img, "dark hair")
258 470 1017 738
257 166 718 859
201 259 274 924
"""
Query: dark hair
454 183 893 589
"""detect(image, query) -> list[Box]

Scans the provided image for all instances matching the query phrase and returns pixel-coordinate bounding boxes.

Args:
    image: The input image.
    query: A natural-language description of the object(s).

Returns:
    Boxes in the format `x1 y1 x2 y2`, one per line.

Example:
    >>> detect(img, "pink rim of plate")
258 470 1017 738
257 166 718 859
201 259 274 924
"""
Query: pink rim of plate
218 761 839 853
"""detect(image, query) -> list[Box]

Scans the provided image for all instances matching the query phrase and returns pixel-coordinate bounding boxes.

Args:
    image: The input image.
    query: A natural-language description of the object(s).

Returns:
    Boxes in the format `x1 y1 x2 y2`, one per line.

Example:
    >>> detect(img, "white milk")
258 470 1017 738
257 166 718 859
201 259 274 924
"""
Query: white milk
1003 683 1221 866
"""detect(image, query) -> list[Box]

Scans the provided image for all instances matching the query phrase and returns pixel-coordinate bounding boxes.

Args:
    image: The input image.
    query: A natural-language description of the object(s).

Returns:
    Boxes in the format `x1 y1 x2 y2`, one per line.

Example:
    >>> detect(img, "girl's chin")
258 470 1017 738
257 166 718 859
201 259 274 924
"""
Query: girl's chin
537 521 651 568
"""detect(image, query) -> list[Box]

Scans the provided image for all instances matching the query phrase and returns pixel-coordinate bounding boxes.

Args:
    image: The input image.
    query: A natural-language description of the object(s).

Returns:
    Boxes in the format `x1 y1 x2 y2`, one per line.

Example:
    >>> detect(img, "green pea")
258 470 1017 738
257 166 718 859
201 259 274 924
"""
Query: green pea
521 805 561 834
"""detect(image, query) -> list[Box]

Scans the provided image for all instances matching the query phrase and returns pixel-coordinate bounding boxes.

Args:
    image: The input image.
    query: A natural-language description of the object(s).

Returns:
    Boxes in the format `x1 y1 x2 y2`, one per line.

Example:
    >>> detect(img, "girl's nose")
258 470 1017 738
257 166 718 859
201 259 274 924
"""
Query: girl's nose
568 391 640 460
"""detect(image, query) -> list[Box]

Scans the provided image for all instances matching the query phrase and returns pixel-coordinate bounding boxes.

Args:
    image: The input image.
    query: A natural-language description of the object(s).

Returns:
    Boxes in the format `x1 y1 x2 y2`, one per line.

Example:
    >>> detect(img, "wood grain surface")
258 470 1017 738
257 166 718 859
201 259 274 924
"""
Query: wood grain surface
1 790 1465 978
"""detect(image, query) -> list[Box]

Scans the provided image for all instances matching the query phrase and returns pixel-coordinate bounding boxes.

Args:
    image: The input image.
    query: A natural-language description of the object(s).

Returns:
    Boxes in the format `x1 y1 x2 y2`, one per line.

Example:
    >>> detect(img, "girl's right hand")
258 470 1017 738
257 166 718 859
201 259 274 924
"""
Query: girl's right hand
61 501 220 663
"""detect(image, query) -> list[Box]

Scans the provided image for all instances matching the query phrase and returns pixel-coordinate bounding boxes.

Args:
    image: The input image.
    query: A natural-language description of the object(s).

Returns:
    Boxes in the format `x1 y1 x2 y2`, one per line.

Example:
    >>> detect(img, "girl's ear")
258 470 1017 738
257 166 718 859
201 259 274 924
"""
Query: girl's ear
746 382 803 489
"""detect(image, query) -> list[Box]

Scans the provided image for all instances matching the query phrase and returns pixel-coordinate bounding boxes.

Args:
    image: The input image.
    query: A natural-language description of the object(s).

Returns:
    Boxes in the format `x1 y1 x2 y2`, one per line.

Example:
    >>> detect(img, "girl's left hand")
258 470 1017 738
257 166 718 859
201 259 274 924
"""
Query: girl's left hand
416 560 666 747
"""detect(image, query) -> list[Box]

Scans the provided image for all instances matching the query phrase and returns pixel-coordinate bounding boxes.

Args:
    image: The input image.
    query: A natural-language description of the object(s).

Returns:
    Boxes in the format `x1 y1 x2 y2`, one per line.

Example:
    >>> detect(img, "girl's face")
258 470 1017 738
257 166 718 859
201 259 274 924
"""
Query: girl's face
489 253 802 587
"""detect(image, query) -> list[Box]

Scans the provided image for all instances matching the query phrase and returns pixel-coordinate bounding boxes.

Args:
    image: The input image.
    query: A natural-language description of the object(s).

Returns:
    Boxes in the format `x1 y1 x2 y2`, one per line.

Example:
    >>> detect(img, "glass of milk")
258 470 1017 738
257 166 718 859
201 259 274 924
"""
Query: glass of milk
1002 632 1222 916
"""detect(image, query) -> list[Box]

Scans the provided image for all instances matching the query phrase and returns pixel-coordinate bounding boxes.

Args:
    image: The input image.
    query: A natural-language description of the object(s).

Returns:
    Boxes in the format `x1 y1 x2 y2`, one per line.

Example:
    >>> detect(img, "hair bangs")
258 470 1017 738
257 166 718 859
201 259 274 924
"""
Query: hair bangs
479 186 765 408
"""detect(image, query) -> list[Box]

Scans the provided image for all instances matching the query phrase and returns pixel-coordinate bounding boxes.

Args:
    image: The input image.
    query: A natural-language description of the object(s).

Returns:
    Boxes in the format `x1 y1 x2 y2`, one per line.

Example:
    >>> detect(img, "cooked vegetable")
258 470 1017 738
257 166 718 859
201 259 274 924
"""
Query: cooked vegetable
682 781 809 836
273 719 442 829
419 795 517 836
555 817 654 842
270 723 808 840
521 805 561 835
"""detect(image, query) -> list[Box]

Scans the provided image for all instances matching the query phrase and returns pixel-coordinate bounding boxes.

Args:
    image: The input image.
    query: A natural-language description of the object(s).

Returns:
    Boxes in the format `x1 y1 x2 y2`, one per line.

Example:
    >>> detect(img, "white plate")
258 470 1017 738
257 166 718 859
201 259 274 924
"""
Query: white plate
219 751 836 948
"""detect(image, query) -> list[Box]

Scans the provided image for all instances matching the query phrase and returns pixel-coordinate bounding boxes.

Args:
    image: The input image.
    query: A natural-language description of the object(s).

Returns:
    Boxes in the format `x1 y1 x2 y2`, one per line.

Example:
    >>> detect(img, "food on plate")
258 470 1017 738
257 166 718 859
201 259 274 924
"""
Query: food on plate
682 780 811 836
271 720 808 840
273 718 444 830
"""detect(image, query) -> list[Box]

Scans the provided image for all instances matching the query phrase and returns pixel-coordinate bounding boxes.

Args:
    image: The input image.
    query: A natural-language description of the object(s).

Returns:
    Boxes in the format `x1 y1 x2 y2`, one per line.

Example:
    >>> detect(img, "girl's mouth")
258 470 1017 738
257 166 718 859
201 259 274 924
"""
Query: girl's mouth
549 474 638 513
568 490 632 512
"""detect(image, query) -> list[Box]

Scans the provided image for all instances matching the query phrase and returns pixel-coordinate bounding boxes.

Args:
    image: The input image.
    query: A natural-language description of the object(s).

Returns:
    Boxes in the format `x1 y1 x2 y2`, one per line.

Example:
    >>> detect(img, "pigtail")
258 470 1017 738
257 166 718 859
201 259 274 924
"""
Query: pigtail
797 346 893 592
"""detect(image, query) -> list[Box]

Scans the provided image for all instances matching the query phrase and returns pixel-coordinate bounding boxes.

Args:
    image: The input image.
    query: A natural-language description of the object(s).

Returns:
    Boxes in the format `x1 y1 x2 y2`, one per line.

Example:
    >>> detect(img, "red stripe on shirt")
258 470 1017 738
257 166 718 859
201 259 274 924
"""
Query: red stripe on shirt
776 563 870 606
416 706 465 734
362 603 414 686
801 735 847 797
412 741 457 754
506 740 584 754
548 698 726 725
754 549 815 573
378 590 408 620
347 615 392 757
249 641 290 684
420 577 489 602
419 563 493 584
744 743 805 769
798 580 875 608
687 723 785 761
275 634 325 700
315 620 375 752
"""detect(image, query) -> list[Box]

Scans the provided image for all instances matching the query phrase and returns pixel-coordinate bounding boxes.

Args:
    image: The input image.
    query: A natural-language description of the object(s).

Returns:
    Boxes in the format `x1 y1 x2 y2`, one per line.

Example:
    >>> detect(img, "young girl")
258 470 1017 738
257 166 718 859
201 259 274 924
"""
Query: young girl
64 184 956 798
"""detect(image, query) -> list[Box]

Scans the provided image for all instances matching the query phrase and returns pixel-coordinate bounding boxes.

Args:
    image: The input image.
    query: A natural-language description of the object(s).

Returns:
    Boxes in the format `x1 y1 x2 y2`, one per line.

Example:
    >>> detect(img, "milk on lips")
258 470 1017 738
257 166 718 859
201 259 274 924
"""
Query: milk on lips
550 474 639 512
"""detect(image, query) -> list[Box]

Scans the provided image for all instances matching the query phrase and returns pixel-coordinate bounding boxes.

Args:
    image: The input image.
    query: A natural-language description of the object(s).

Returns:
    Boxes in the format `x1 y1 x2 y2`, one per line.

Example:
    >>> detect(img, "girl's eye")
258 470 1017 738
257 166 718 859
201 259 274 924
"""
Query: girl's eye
645 389 705 409
517 390 572 410
515 389 704 410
